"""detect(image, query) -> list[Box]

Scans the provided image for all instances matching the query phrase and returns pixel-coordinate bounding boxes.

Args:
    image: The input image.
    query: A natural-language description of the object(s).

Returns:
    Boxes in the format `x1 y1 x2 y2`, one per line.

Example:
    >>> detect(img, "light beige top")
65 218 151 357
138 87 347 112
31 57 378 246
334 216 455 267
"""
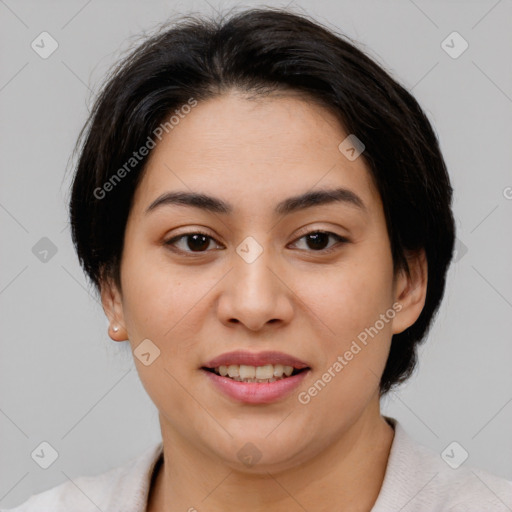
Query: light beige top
4 417 512 511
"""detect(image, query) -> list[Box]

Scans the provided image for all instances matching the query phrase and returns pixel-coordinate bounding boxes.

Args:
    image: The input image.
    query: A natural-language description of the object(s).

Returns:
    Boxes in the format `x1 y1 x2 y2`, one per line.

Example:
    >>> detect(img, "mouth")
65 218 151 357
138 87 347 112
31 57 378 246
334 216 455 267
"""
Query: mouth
201 350 311 383
200 350 311 404
201 364 311 404
201 364 309 383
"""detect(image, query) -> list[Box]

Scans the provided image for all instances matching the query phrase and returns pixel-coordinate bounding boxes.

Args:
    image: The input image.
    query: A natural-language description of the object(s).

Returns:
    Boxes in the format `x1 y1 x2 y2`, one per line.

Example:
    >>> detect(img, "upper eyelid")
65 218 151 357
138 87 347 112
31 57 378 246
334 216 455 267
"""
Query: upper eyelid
290 230 349 249
165 229 348 252
164 231 223 251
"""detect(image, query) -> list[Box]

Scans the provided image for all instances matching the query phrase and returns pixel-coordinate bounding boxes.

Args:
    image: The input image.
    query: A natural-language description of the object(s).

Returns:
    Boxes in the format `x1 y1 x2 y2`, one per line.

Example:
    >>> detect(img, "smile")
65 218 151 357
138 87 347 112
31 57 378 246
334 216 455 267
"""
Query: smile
204 363 306 383
201 365 311 404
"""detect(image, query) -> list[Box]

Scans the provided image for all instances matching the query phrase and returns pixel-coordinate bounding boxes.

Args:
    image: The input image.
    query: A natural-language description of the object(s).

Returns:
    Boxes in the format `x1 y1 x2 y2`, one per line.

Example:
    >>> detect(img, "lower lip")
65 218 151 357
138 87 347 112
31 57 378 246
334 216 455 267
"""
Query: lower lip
202 369 310 404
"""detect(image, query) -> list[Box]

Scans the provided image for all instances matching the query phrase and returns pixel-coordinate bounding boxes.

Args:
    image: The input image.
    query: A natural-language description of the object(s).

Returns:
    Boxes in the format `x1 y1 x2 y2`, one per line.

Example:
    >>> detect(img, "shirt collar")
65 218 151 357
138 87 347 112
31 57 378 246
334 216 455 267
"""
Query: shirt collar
109 416 413 511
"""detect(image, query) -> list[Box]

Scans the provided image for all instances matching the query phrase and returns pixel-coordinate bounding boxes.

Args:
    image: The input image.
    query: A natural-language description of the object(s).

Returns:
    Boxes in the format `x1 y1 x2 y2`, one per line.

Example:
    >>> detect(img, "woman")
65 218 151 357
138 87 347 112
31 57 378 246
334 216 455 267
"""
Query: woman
5 7 511 512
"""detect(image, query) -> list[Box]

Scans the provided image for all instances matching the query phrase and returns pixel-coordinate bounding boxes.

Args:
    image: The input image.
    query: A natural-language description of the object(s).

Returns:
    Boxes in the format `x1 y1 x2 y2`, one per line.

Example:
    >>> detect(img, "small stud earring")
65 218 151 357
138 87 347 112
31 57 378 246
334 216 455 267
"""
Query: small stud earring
112 325 119 333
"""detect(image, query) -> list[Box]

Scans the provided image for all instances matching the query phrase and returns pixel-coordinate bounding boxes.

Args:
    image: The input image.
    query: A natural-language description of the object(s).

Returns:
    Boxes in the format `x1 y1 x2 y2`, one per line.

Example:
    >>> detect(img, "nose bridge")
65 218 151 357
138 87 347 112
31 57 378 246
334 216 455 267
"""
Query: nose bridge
217 234 293 330
234 234 279 305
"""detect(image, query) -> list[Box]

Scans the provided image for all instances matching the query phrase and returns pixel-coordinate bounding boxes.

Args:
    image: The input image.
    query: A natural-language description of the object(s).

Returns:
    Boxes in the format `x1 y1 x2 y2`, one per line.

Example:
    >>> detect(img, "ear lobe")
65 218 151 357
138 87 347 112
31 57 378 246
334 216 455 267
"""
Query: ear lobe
100 277 127 341
392 249 428 335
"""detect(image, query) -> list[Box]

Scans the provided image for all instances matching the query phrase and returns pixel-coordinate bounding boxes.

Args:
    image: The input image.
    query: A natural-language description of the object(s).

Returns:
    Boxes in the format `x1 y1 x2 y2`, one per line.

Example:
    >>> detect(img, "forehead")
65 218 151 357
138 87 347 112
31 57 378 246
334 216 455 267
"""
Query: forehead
130 91 380 217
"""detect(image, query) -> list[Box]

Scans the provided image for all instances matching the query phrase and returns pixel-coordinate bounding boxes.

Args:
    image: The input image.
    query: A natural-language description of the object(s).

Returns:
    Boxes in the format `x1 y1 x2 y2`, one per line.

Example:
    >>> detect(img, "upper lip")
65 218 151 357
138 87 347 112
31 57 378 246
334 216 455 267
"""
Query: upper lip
202 350 311 369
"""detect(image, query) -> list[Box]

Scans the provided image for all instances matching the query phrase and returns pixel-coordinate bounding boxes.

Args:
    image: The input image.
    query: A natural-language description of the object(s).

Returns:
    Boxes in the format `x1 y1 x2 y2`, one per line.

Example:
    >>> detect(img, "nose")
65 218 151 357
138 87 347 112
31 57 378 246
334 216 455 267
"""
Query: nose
216 245 294 332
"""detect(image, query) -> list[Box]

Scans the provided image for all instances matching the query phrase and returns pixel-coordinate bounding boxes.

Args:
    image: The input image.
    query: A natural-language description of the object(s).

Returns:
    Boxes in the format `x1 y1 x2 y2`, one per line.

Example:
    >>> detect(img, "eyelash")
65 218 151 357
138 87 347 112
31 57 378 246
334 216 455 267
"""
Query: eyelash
163 230 349 256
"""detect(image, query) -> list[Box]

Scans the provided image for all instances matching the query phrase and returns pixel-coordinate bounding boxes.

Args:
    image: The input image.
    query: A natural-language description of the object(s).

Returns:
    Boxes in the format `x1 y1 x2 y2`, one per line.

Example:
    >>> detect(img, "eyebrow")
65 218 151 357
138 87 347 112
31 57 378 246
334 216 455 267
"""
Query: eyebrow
145 187 366 216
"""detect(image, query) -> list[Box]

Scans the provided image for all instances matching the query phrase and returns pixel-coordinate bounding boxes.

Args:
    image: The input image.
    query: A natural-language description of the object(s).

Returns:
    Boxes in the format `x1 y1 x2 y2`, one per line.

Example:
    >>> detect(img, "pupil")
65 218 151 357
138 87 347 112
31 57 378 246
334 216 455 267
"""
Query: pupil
188 234 209 251
307 232 328 250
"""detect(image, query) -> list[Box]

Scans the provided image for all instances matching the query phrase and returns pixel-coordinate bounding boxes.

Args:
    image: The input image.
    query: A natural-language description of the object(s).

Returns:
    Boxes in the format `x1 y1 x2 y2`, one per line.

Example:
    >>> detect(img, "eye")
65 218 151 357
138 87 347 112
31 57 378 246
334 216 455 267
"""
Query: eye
164 229 349 256
290 230 349 253
164 231 224 254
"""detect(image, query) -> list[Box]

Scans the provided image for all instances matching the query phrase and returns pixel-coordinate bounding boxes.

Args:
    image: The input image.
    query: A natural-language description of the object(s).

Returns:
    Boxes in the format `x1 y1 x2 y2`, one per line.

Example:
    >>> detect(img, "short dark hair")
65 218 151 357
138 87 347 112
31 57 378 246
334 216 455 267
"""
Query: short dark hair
68 7 455 395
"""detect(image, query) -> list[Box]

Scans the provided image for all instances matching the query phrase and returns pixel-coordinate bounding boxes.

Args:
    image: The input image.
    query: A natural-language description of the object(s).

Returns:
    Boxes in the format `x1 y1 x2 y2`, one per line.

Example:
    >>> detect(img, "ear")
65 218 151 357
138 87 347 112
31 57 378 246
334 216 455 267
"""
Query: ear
392 249 428 335
100 276 127 342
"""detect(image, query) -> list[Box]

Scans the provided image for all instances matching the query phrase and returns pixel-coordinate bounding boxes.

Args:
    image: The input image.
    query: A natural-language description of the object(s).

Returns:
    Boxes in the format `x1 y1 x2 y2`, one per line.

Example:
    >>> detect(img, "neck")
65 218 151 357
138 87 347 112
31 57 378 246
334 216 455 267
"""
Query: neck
147 399 394 512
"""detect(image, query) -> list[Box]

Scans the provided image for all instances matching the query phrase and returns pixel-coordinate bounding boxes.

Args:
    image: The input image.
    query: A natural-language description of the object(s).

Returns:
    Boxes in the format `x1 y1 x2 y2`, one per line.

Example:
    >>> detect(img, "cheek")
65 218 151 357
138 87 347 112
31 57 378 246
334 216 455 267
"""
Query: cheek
119 248 208 416
296 267 394 416
120 244 222 365
298 246 394 339
120 245 188 343
292 236 395 398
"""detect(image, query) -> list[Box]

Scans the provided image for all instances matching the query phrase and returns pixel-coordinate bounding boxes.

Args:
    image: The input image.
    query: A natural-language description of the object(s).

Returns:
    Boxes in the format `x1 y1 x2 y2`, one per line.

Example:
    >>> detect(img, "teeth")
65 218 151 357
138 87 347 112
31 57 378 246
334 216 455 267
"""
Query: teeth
273 364 284 377
227 365 239 378
214 364 296 381
256 364 274 380
239 365 256 379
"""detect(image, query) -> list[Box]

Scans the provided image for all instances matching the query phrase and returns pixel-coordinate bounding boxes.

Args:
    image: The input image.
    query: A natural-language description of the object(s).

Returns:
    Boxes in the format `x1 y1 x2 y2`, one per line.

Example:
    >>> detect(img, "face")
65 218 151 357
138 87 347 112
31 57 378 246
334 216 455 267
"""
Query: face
102 91 426 472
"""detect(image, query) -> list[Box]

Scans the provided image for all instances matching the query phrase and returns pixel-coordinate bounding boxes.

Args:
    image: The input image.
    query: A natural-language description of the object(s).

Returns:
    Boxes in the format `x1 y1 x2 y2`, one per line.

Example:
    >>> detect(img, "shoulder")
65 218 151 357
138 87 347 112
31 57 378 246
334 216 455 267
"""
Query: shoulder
1 442 163 512
372 417 512 512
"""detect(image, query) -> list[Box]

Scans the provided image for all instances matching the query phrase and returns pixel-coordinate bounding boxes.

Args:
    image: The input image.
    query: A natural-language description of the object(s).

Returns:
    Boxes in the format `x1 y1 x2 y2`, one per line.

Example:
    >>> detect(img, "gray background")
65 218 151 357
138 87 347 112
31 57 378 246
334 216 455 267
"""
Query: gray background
1 0 511 508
